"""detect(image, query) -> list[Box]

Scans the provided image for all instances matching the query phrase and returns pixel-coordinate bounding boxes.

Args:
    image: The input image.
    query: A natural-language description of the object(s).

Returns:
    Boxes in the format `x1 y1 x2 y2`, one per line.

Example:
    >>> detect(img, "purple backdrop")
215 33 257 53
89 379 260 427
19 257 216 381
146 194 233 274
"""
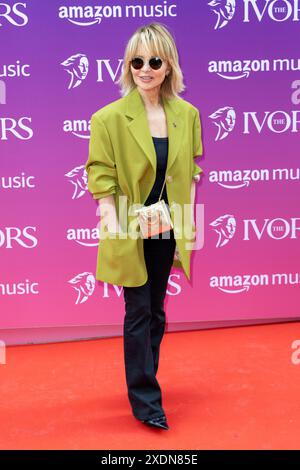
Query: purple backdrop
1 0 299 344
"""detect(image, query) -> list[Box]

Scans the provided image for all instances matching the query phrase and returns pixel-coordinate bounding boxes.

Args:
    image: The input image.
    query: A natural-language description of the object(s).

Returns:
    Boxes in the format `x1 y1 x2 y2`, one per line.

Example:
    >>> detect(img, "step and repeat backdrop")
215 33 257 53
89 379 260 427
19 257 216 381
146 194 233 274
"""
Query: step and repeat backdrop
1 0 299 339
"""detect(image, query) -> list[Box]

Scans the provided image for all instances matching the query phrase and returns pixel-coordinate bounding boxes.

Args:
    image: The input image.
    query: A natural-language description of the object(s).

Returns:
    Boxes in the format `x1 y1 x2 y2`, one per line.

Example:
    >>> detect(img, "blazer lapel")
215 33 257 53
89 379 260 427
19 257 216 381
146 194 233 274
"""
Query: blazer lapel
125 86 183 174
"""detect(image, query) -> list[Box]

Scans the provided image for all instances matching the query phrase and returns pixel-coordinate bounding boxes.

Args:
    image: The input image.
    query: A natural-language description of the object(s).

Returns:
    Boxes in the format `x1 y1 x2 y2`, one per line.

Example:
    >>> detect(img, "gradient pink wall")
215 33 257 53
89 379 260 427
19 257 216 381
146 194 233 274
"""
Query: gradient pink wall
1 0 299 344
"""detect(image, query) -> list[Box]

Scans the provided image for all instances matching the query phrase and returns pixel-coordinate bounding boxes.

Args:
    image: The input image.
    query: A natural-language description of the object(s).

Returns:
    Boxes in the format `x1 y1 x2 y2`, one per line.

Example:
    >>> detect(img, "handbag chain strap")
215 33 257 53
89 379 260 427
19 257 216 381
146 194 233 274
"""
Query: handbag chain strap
157 175 167 202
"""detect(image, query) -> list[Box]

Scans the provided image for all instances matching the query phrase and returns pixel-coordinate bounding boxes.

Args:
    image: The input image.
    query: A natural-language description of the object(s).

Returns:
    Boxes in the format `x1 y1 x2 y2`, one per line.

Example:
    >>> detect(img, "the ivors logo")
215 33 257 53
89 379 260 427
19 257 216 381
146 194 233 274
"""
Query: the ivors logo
0 2 28 27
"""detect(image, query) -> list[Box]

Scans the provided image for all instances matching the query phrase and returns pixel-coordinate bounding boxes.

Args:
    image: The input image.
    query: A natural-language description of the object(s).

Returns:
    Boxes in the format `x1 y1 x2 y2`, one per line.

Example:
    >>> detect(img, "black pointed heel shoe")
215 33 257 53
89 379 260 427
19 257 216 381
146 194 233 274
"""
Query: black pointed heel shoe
141 415 169 430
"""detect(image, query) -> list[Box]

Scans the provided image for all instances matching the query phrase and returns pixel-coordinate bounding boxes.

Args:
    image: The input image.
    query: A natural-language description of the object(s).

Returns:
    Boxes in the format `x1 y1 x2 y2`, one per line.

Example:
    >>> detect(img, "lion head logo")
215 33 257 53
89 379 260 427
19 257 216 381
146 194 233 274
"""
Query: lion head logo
68 272 95 304
65 165 88 199
208 0 236 29
209 106 236 141
210 214 236 247
61 53 89 89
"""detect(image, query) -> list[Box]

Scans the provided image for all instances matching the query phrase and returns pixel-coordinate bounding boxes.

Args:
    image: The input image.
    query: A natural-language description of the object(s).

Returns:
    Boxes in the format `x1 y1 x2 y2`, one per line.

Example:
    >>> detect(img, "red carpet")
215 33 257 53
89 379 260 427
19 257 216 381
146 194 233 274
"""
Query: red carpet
0 321 299 450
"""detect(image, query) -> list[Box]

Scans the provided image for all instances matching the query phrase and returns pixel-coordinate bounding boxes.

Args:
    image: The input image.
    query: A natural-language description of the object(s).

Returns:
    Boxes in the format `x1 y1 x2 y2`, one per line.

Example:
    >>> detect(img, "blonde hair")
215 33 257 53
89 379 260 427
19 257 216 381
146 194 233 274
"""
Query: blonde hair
116 22 186 99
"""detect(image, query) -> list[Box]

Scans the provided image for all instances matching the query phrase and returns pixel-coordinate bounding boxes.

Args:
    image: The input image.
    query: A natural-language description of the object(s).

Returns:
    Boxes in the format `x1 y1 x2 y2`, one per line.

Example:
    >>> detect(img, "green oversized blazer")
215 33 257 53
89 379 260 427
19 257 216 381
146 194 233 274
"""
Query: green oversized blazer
85 86 204 287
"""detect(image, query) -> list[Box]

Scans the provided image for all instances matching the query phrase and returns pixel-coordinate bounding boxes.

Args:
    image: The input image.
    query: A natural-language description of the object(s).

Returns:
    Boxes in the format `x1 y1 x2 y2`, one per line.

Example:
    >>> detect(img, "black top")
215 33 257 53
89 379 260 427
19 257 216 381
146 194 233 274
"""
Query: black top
144 136 169 206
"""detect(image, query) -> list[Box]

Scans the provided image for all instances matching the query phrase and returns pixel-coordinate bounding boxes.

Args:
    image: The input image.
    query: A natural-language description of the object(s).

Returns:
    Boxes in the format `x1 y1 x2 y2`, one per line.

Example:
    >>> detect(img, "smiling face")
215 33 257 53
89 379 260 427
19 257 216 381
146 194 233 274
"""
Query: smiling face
130 43 171 94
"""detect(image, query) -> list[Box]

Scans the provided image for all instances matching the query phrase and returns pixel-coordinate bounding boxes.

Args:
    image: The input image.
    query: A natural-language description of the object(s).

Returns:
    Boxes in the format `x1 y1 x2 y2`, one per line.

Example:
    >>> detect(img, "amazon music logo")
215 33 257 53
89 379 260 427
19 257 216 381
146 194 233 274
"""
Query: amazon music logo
209 167 300 189
0 173 36 191
58 1 177 26
208 58 300 80
66 227 99 248
210 272 300 294
0 60 30 78
0 280 39 296
63 119 90 139
0 61 30 104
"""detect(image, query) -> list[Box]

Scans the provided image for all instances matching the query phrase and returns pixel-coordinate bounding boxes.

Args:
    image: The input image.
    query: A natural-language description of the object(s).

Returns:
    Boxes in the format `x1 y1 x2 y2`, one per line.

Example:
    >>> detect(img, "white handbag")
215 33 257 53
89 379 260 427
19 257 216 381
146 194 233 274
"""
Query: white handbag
135 176 173 238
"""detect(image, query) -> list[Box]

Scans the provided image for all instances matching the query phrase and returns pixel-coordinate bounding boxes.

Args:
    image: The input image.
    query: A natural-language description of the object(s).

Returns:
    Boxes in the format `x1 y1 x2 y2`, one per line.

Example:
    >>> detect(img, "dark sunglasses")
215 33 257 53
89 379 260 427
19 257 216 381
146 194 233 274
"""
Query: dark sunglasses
130 56 163 70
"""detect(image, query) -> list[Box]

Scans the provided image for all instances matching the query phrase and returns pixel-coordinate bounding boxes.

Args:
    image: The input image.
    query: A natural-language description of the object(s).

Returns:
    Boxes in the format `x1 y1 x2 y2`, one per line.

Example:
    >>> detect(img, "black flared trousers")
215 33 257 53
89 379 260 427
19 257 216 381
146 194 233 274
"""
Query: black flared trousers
122 229 176 421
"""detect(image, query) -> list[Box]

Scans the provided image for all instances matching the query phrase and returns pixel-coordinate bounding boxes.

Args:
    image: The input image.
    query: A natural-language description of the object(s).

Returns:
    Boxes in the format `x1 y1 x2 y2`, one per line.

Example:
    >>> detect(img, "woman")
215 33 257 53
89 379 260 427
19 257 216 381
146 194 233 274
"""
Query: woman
85 23 204 430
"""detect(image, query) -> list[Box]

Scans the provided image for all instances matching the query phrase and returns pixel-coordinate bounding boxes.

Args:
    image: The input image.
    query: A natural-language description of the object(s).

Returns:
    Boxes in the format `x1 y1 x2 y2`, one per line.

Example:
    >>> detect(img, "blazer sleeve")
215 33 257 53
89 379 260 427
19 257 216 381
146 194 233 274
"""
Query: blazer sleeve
85 113 118 200
192 109 204 182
